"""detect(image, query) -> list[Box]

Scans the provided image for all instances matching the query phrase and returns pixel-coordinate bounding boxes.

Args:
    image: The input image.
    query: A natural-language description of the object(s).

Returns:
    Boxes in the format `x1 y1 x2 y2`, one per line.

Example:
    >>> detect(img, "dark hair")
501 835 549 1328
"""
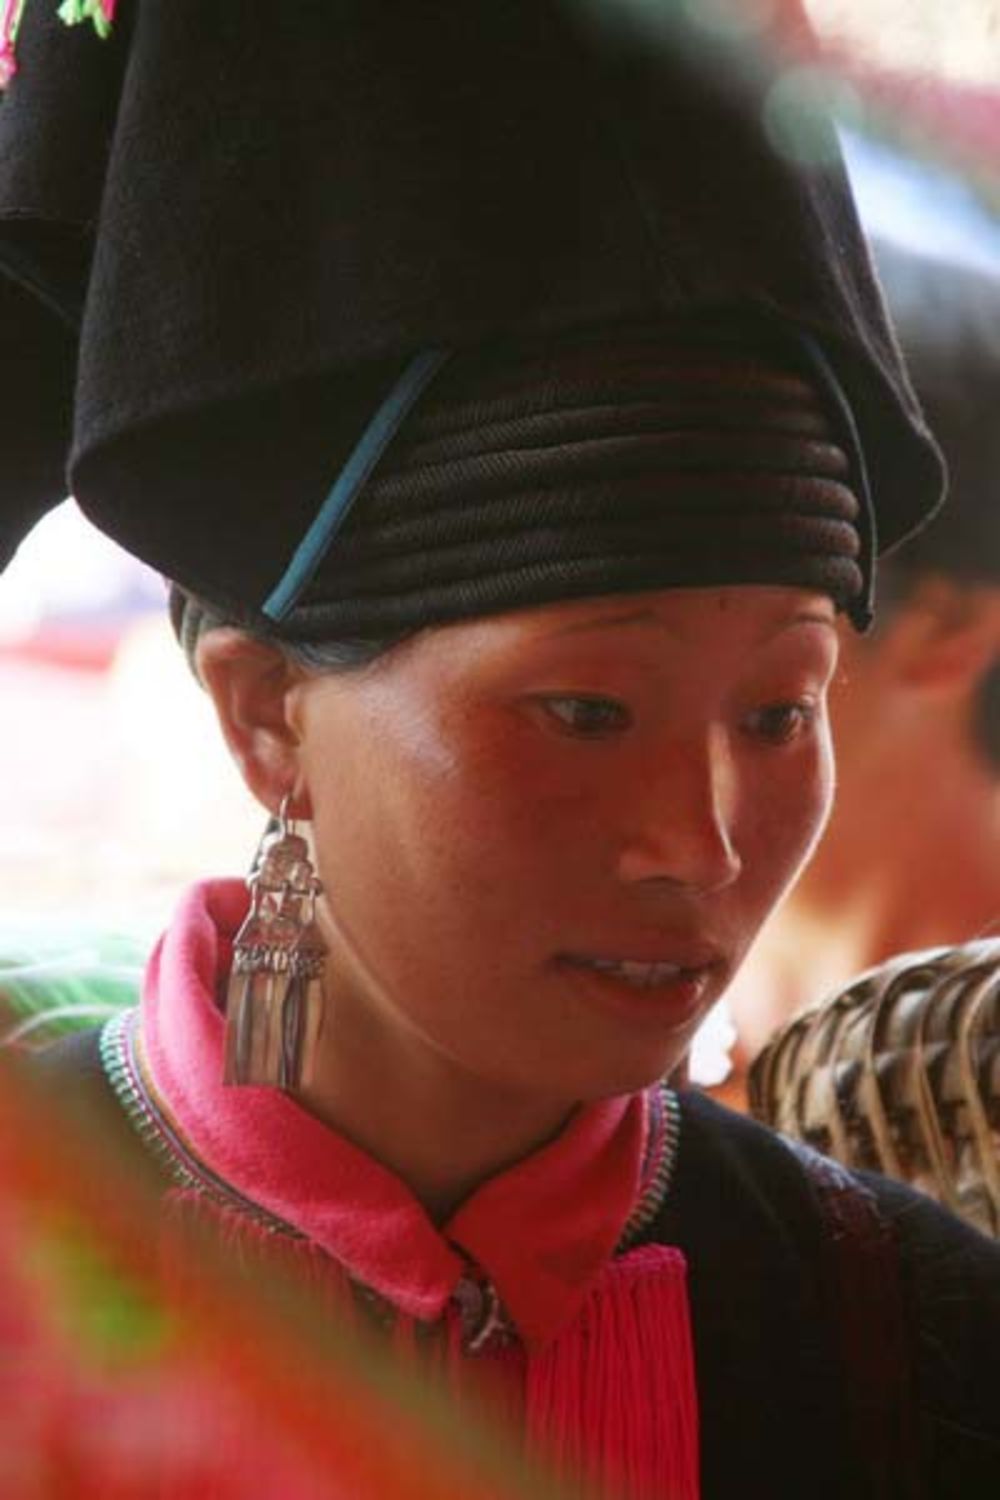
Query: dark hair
282 634 414 674
872 241 1000 773
873 240 999 586
169 584 414 680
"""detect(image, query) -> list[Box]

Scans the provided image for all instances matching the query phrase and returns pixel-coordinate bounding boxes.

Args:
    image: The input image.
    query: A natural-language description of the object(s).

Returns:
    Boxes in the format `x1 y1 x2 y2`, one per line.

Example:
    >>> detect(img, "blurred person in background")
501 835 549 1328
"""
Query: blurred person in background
710 241 1000 1099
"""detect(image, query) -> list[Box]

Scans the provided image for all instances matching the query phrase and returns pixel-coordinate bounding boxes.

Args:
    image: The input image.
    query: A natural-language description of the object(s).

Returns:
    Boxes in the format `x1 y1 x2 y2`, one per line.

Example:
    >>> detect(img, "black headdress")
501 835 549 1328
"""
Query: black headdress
0 2 943 635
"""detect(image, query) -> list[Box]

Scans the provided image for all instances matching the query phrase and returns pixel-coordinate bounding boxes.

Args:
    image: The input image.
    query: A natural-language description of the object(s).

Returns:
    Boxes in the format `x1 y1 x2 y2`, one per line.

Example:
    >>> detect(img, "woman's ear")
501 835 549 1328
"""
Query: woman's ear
195 629 307 814
884 577 1000 697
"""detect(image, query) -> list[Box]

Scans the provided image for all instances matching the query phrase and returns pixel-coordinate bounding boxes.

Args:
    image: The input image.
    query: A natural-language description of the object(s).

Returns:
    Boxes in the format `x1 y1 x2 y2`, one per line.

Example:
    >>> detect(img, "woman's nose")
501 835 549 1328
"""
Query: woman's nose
615 727 743 894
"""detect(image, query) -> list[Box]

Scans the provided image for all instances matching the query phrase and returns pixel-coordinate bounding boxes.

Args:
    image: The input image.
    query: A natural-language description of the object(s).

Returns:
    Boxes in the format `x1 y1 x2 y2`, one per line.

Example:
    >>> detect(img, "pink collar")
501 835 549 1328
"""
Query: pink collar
139 880 655 1349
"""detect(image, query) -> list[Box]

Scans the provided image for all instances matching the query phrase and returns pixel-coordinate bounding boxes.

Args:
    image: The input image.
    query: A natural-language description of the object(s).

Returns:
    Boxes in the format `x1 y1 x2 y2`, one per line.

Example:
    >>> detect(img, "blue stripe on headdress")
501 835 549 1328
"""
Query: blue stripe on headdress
263 347 451 622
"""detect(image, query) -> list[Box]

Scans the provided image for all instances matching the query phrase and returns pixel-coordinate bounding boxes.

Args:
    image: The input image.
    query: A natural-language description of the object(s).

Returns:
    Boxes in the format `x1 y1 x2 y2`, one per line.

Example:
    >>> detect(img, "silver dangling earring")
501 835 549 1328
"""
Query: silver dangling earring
223 793 327 1090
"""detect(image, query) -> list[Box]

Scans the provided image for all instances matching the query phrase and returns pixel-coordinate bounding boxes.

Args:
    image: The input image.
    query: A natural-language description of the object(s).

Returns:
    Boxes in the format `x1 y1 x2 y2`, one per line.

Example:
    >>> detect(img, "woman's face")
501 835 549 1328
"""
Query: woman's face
291 585 839 1104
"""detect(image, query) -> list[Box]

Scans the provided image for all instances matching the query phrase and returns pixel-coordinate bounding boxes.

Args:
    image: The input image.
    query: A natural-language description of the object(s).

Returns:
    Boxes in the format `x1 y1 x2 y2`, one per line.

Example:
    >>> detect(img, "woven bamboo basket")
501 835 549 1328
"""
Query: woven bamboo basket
748 939 1000 1238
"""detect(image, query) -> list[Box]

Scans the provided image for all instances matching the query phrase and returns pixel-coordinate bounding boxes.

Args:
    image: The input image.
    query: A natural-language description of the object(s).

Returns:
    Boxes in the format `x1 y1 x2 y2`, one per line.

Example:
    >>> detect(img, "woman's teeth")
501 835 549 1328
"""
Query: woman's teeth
579 957 688 988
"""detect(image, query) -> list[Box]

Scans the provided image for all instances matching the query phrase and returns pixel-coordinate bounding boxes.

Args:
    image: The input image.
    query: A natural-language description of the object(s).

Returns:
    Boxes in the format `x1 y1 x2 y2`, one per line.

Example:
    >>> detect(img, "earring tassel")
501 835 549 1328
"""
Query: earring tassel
225 964 282 1086
223 800 328 1090
278 940 326 1090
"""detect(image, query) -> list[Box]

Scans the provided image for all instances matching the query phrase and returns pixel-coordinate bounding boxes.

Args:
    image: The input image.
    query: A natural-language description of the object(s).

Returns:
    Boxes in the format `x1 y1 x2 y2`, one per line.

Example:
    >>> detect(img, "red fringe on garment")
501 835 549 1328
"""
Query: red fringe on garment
163 1191 700 1500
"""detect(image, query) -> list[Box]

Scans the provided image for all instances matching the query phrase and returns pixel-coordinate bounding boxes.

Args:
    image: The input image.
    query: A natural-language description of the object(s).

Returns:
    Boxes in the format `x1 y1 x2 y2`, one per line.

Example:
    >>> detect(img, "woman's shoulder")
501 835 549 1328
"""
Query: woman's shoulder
31 1021 165 1179
668 1086 1000 1307
32 1022 114 1102
673 1085 1000 1269
667 1087 1000 1491
32 1023 108 1082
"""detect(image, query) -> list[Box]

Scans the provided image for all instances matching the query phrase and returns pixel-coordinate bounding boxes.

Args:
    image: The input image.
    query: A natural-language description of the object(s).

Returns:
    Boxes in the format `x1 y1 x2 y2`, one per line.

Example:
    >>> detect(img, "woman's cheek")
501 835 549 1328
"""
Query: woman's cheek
441 714 595 836
793 731 836 868
807 717 838 847
749 730 835 897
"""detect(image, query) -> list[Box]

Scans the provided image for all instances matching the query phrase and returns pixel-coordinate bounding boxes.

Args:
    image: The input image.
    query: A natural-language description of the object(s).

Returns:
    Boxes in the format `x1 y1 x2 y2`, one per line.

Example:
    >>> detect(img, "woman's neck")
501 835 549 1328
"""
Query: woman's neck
296 1006 575 1224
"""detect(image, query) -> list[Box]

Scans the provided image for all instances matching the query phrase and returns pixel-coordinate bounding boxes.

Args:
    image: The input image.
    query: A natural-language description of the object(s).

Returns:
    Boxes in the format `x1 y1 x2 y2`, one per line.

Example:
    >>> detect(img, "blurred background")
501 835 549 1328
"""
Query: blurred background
0 506 260 932
1 0 999 964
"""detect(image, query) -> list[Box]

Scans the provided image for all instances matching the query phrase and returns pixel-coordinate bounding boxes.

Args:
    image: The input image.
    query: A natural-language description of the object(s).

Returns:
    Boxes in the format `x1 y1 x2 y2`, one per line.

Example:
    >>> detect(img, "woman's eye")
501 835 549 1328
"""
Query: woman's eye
538 695 632 738
743 700 817 745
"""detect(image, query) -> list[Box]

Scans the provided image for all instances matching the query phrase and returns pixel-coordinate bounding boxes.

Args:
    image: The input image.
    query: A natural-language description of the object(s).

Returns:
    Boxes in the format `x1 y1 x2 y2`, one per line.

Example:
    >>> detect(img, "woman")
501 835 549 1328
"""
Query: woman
2 5 998 1498
37 320 998 1500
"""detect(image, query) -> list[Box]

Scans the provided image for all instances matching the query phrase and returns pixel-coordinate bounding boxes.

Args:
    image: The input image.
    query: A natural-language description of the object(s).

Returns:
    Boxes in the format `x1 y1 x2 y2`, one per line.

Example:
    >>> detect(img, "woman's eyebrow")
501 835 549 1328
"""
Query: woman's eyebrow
760 613 839 650
544 609 671 638
786 611 838 632
546 606 838 640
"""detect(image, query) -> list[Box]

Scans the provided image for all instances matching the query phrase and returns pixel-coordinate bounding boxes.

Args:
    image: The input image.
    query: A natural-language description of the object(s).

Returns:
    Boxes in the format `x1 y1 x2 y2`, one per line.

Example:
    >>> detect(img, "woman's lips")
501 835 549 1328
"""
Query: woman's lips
569 955 696 989
555 951 724 1023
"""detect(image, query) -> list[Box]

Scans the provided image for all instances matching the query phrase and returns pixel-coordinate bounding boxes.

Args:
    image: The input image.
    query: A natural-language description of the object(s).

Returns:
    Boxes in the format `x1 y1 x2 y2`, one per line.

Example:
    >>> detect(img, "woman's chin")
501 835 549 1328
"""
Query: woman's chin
532 1039 695 1105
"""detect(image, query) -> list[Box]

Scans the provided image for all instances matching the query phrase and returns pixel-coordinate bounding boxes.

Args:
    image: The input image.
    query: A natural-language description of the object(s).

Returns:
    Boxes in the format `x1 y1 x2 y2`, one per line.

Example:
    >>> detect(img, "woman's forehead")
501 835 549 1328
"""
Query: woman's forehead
359 587 841 691
450 585 837 648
